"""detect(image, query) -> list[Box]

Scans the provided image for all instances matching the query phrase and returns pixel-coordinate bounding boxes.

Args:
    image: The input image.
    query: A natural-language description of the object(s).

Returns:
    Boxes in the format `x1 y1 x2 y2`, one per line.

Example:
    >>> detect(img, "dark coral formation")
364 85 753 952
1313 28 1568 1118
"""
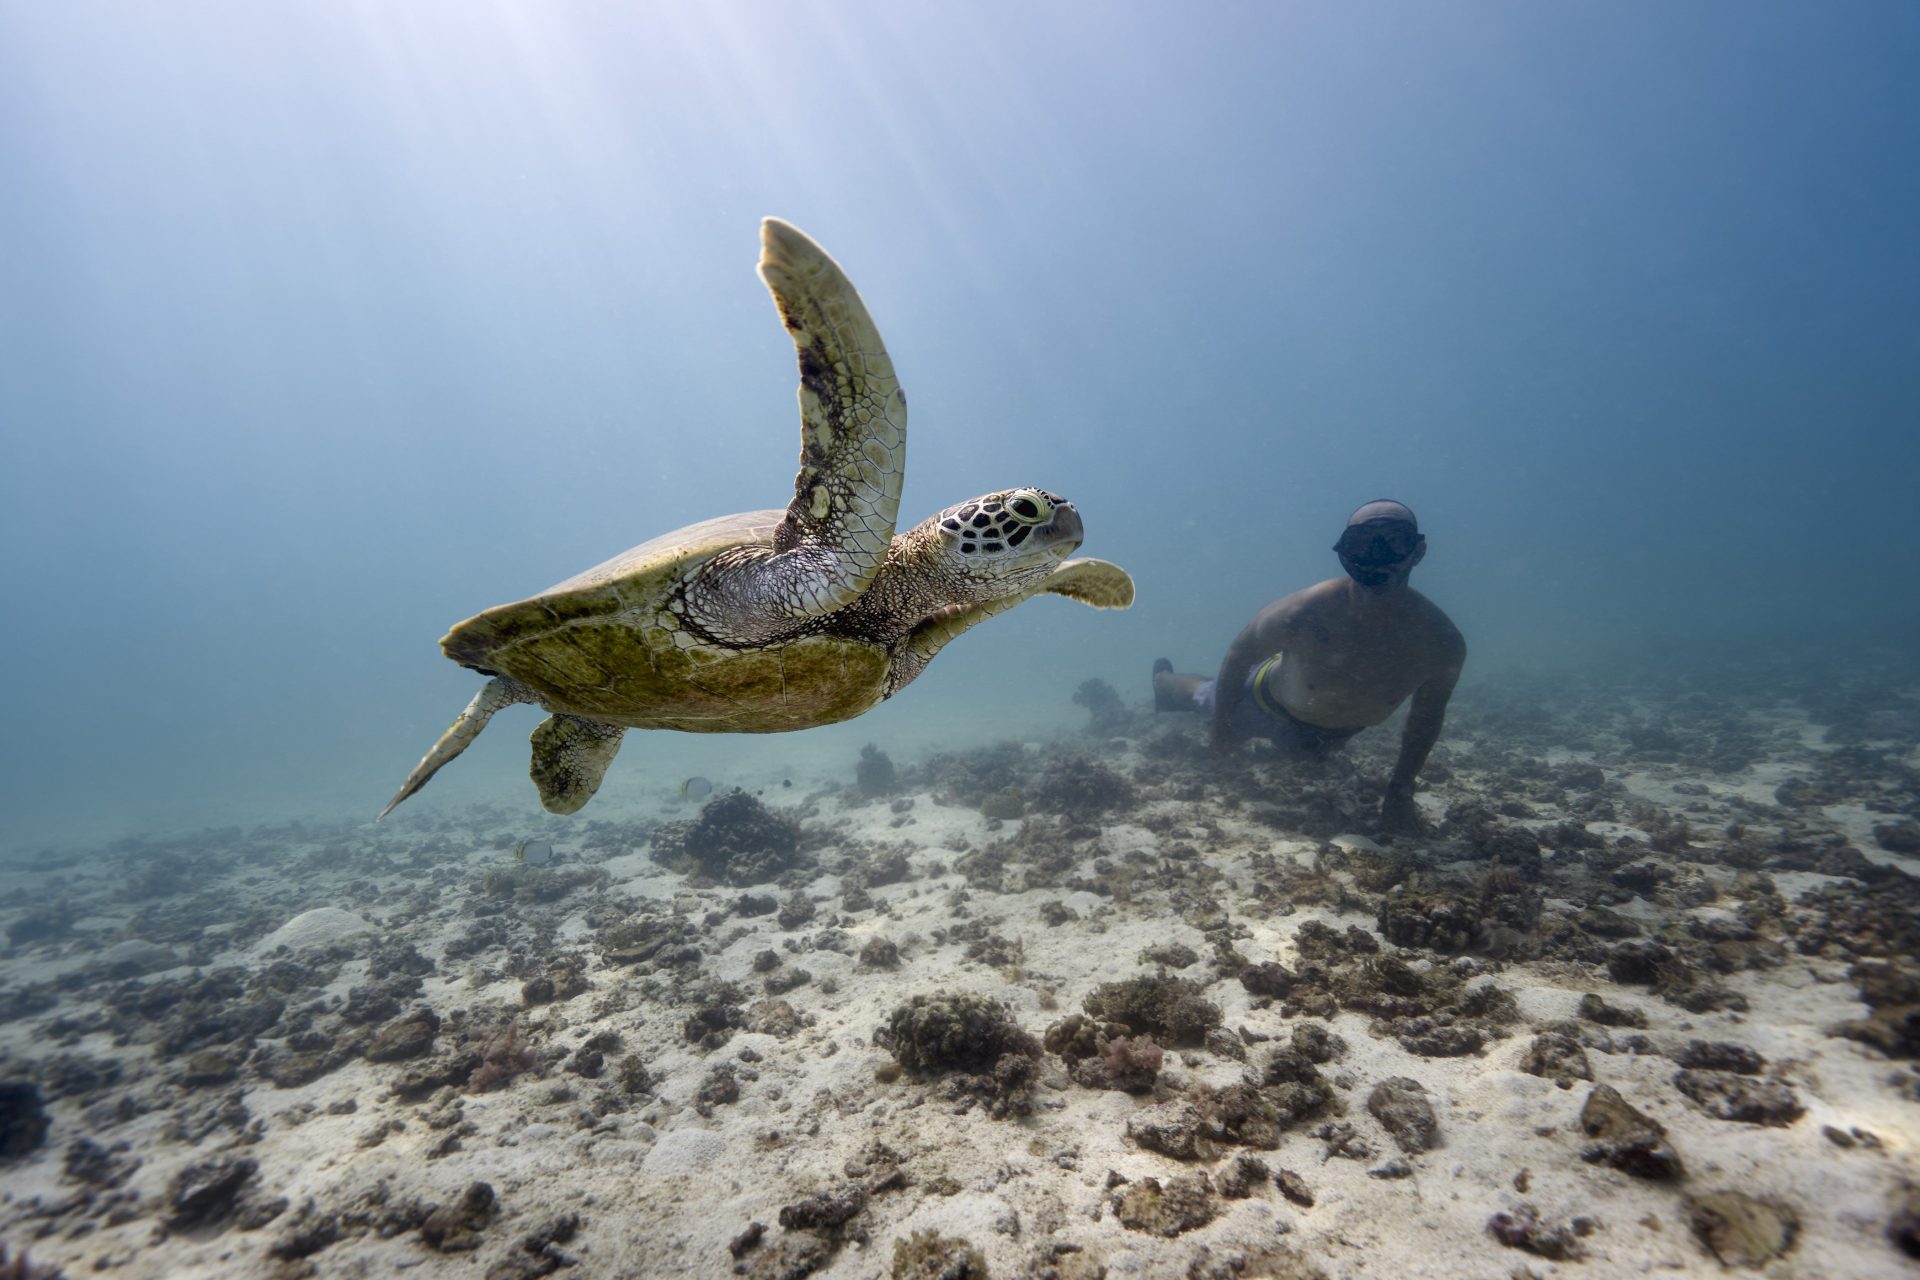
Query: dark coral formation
1487 1203 1588 1260
855 744 897 799
1110 1173 1218 1238
0 1083 50 1161
1577 992 1647 1028
1046 1014 1165 1093
1579 1083 1684 1179
1678 1039 1766 1074
874 992 1040 1118
1365 1077 1439 1153
1376 861 1541 953
877 992 1038 1072
1279 943 1522 1059
913 741 1033 811
1891 1183 1920 1260
1026 756 1137 819
1072 677 1128 735
164 1156 260 1231
648 791 803 885
1080 975 1220 1046
1672 1069 1804 1126
890 1229 987 1280
418 1181 496 1253
465 1020 538 1094
1830 959 1920 1059
1518 1032 1593 1088
1111 1040 1335 1161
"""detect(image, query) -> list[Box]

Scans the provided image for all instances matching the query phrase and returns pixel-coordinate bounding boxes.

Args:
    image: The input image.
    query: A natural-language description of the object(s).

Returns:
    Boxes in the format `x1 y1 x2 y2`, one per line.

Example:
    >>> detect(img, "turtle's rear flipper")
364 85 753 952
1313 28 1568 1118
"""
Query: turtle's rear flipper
380 678 533 819
529 715 626 815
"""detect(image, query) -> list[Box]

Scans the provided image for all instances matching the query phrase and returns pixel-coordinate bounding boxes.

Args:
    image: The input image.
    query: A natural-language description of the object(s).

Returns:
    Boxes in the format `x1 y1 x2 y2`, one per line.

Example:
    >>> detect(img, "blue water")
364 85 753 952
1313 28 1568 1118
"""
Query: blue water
2 2 1916 852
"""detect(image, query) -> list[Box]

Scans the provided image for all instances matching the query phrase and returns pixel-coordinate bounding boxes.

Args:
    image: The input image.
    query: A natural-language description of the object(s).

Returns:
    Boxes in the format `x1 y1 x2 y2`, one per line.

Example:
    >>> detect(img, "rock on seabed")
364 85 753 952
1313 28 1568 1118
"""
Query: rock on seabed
252 907 378 954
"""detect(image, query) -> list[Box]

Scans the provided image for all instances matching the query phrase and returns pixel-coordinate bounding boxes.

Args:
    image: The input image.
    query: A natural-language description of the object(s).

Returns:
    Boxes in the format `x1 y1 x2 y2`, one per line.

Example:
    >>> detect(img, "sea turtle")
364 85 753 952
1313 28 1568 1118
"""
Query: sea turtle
382 218 1134 818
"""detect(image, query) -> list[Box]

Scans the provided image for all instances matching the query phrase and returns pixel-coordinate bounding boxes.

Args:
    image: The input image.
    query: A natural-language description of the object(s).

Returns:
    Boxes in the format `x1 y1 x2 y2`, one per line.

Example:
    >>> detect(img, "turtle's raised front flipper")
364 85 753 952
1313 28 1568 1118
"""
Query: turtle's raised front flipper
887 558 1136 697
380 677 535 819
690 220 906 640
529 715 626 815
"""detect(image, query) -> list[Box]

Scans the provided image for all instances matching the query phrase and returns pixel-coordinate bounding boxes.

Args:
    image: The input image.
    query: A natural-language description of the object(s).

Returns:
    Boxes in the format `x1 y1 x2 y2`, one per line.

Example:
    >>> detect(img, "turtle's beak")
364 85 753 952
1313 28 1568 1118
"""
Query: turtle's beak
1044 502 1084 554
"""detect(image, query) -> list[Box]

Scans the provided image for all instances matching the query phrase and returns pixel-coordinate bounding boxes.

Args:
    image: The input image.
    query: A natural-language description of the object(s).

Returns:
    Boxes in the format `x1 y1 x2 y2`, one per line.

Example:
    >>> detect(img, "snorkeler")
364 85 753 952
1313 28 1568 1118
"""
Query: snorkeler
1152 499 1465 833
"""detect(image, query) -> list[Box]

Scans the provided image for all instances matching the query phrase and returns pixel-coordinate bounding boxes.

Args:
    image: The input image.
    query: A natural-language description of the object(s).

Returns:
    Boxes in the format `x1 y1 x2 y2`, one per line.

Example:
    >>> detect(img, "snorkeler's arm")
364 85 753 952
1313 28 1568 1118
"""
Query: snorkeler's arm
1385 644 1464 799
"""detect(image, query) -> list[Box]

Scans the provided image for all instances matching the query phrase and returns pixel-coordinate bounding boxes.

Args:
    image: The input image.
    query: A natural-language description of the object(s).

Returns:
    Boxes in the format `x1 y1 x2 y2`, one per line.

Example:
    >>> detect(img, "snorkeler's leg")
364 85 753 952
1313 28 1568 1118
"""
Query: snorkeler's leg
1152 658 1210 712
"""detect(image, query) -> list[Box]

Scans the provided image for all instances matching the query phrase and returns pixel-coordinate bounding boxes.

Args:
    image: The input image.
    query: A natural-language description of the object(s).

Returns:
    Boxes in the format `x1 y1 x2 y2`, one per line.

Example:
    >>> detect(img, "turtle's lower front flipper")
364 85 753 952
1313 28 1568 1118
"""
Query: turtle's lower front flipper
380 677 534 819
529 715 627 815
886 557 1136 697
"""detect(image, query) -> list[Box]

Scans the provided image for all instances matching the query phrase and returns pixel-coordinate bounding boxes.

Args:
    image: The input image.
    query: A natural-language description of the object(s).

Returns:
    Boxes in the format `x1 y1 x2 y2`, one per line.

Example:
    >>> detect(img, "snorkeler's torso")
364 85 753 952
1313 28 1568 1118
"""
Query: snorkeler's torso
1263 579 1460 729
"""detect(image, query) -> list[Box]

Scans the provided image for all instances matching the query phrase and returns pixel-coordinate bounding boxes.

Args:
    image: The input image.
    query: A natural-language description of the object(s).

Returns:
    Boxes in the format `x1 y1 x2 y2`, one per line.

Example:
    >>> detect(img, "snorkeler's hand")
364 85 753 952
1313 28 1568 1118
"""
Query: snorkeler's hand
1208 719 1238 756
1379 787 1421 834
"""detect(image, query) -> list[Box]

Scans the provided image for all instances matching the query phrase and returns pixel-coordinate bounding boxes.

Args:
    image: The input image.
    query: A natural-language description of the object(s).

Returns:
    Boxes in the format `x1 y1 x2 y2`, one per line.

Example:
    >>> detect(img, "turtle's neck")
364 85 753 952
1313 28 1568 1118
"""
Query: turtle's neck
830 519 961 644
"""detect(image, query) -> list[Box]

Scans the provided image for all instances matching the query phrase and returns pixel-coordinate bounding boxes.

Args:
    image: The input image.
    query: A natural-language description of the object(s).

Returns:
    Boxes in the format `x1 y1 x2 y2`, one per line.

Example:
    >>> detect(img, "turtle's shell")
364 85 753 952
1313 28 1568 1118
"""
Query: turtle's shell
440 509 889 733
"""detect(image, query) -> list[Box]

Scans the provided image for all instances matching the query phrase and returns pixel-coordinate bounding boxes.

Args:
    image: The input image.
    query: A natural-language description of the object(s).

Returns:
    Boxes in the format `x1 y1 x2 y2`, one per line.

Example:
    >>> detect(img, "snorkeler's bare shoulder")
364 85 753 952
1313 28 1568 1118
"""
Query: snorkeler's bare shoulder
1246 579 1349 647
1402 588 1467 675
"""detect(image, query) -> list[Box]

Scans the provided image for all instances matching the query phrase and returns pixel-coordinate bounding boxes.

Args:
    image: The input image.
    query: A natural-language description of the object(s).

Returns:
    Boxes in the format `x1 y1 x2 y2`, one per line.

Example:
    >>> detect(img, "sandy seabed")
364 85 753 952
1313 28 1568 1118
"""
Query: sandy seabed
1 663 1917 1280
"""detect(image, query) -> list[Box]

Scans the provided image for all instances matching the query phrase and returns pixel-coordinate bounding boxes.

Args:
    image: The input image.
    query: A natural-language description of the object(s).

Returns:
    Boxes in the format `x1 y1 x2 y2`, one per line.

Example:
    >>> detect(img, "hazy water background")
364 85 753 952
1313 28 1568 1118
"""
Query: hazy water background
2 2 1916 853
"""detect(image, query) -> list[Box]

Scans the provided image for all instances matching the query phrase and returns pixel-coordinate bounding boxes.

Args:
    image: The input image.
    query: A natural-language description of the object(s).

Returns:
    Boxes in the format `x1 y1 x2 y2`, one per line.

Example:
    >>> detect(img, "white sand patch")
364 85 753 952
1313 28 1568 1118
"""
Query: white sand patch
640 1127 727 1176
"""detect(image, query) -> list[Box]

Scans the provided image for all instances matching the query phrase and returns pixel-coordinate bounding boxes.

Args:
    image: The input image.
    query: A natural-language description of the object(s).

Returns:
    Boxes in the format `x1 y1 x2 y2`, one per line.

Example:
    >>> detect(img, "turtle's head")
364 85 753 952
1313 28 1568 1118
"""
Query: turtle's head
924 487 1083 599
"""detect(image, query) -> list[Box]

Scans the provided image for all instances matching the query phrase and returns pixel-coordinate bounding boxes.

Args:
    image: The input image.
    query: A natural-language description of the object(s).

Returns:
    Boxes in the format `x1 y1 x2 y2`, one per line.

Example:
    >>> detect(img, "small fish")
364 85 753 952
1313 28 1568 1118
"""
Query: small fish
680 776 714 799
514 839 555 867
1328 833 1383 855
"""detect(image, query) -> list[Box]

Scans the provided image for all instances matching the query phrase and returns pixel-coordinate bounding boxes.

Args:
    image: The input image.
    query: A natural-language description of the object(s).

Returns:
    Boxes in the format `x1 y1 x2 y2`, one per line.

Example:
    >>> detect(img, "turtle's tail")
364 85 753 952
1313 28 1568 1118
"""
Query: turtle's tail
379 677 533 819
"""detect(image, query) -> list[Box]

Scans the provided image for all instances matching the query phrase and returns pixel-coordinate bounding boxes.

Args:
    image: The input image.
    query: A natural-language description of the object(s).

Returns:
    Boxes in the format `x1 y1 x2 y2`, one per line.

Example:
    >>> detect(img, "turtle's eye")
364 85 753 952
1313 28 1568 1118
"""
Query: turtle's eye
1005 491 1051 525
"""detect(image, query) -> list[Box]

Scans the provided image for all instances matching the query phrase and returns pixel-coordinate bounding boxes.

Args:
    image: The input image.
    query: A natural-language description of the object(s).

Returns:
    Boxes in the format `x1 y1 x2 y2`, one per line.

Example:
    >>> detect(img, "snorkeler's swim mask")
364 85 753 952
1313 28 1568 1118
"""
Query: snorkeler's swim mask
1334 521 1424 584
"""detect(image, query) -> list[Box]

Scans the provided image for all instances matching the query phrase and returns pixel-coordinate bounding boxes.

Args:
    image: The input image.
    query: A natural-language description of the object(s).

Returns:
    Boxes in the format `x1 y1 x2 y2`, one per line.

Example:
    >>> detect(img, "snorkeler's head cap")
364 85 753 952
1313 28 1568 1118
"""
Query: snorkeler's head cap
1344 499 1418 531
